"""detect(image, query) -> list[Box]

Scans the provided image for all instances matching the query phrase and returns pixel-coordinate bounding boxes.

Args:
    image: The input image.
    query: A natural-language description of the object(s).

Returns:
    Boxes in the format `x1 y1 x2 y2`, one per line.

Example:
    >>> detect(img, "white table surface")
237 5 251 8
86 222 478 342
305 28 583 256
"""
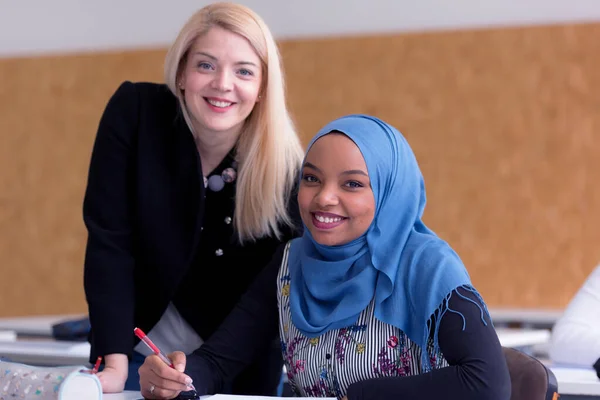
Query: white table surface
105 391 143 400
105 393 336 400
0 339 91 366
550 366 600 396
109 371 599 399
0 330 17 341
490 308 563 325
495 328 551 348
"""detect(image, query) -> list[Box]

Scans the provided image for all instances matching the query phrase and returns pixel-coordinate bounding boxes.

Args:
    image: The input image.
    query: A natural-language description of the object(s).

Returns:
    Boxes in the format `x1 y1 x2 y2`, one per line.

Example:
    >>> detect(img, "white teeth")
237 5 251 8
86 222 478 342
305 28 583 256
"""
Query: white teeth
315 215 342 223
207 99 232 108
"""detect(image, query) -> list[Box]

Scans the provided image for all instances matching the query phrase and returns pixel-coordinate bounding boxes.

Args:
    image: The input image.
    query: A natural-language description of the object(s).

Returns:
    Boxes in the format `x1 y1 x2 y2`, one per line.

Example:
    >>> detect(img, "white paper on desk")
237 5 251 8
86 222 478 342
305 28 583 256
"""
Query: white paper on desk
550 366 600 395
0 330 17 341
204 395 337 400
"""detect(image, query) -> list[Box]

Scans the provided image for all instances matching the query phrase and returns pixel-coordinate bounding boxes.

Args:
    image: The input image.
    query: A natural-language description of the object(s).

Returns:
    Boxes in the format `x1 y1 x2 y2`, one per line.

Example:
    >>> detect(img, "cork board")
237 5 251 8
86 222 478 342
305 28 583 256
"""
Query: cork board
0 50 167 316
1 22 599 317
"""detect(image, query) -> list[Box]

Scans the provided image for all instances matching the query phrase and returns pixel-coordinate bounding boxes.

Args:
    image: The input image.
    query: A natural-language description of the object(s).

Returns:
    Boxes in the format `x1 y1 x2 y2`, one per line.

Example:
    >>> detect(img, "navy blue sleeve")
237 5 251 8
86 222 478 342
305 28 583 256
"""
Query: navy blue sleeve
346 288 511 400
184 244 285 395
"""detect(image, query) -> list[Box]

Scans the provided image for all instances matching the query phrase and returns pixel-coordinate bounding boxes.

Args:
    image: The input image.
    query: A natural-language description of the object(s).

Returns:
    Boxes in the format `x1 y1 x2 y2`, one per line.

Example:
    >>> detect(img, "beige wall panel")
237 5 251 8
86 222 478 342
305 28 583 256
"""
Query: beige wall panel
0 50 166 316
0 22 598 316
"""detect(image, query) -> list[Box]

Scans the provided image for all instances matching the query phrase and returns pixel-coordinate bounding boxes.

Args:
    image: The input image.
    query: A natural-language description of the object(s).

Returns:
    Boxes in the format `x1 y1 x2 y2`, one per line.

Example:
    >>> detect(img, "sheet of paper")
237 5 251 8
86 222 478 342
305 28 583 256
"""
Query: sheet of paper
105 391 144 400
0 330 17 341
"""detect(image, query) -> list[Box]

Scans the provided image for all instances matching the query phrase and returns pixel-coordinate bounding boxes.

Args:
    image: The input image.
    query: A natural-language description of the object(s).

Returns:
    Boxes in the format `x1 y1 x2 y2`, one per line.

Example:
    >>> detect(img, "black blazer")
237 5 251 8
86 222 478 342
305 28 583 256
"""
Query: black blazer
83 81 301 362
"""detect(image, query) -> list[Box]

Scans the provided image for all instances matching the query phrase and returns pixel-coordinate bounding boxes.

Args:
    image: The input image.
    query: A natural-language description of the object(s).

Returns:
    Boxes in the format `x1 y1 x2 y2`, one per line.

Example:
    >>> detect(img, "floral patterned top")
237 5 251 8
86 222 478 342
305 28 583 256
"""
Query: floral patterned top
277 243 448 398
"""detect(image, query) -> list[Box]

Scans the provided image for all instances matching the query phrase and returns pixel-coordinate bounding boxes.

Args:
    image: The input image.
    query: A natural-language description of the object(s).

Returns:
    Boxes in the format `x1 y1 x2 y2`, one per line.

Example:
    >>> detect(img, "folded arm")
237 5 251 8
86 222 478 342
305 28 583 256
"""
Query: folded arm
346 288 511 400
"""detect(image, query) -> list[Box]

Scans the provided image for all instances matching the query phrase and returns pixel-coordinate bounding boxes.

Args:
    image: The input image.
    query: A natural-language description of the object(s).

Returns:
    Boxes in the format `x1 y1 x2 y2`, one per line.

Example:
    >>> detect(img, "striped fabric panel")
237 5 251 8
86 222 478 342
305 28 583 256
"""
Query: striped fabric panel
276 243 448 398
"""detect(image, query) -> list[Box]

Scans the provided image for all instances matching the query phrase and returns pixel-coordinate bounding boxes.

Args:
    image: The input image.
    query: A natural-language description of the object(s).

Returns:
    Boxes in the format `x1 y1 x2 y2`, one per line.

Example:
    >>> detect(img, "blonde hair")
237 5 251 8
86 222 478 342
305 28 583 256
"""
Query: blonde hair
164 2 304 242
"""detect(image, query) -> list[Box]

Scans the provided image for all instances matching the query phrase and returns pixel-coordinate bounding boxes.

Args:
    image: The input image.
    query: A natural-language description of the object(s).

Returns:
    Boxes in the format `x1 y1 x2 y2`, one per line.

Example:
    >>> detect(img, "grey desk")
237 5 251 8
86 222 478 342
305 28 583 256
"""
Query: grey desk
490 308 563 329
0 314 85 337
0 339 91 366
0 314 90 366
495 328 550 348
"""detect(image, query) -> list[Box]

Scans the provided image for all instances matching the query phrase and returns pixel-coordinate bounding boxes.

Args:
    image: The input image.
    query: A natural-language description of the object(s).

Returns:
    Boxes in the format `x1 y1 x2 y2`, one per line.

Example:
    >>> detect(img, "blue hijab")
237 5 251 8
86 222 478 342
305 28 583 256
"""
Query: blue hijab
288 114 486 371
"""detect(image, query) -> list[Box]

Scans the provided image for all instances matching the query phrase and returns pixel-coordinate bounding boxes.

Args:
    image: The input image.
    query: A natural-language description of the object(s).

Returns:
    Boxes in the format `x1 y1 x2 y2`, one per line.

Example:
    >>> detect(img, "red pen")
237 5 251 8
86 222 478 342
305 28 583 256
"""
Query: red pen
134 327 174 367
133 327 197 392
92 356 102 373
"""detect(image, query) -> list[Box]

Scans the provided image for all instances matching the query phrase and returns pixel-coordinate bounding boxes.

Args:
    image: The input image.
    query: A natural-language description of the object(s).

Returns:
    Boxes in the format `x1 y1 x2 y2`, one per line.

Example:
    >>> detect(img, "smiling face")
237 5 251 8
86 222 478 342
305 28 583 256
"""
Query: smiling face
298 132 376 246
179 25 262 138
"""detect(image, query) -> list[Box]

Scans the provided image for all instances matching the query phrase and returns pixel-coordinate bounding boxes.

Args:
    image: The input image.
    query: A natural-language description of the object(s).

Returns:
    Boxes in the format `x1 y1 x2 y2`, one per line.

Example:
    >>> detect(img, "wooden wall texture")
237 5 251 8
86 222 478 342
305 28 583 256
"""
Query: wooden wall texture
1 22 599 316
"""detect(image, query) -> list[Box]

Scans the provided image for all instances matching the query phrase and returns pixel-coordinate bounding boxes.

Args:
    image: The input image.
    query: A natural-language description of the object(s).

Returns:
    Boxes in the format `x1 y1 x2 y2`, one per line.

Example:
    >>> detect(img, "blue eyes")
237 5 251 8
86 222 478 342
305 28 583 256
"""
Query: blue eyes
196 63 254 77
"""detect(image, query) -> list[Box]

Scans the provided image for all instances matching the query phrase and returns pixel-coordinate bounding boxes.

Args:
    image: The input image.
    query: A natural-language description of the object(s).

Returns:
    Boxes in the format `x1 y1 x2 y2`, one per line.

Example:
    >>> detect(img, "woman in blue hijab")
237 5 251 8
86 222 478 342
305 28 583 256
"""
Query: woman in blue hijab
138 115 511 400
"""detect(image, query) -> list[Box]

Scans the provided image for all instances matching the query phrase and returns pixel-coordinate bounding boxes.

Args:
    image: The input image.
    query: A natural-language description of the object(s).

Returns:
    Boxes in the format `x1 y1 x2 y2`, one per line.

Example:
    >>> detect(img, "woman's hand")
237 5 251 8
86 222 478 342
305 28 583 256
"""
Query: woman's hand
138 351 194 399
96 353 128 393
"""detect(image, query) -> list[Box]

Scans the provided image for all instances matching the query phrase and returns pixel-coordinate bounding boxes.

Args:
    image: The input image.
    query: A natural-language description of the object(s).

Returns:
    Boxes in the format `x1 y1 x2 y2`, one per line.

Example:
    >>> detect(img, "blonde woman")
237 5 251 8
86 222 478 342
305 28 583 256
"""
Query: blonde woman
83 2 304 394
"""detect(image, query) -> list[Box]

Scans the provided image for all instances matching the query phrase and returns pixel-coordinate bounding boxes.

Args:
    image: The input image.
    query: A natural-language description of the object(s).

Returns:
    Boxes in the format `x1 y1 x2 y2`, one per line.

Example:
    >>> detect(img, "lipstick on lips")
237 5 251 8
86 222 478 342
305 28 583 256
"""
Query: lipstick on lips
311 211 346 230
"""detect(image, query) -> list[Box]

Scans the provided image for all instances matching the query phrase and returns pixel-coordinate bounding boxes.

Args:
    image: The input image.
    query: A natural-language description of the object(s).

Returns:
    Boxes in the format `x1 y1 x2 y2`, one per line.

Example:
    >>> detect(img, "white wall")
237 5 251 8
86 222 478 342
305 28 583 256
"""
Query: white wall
1 0 600 57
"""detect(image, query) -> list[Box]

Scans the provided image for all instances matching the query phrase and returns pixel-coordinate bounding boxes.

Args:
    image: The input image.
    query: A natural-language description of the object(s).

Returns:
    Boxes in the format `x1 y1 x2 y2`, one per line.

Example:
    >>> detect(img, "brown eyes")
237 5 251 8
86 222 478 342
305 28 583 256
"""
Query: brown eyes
301 174 364 189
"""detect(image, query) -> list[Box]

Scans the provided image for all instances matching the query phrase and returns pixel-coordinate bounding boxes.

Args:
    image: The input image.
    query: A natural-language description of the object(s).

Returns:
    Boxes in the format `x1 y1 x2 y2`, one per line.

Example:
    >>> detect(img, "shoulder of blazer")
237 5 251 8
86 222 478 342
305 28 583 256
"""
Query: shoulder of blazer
121 81 179 118
96 81 178 150
106 80 178 116
105 81 188 141
100 81 177 121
